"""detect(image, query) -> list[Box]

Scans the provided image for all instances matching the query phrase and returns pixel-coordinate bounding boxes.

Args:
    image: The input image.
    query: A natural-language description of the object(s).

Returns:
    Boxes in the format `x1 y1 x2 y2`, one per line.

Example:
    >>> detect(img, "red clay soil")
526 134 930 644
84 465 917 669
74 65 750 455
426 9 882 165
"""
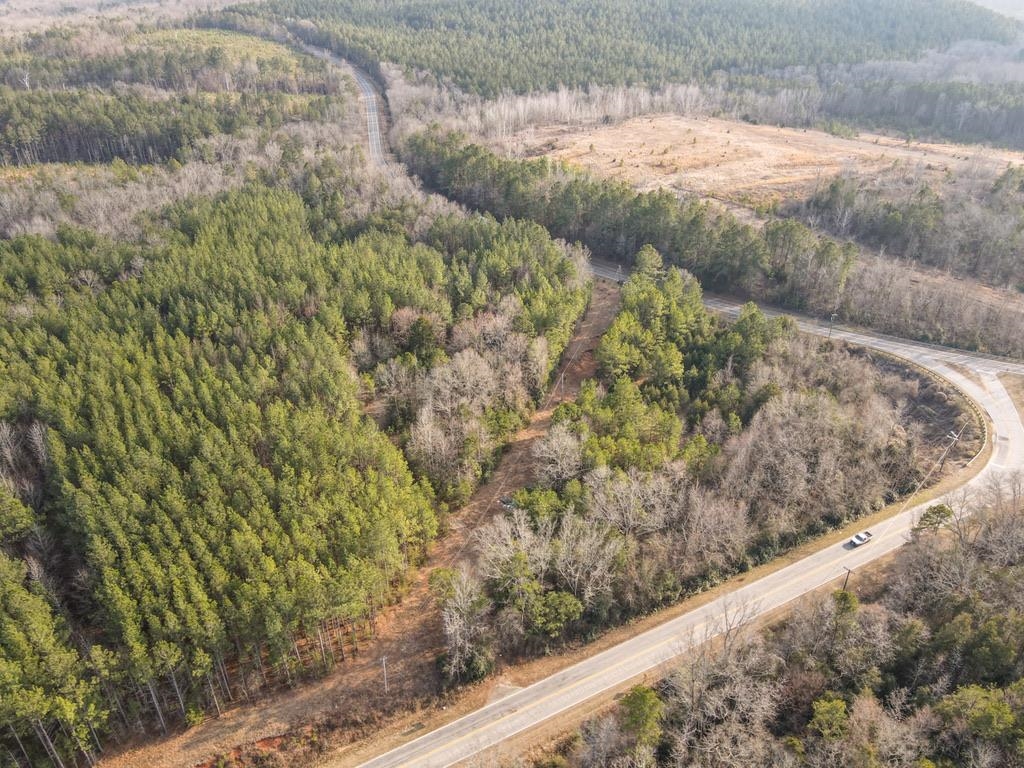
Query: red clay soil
96 279 622 768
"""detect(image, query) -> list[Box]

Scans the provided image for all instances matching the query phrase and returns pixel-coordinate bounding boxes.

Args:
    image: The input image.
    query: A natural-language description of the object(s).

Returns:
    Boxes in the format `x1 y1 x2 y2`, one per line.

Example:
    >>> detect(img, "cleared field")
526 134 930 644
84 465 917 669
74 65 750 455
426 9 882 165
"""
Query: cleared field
134 29 305 66
522 114 1024 207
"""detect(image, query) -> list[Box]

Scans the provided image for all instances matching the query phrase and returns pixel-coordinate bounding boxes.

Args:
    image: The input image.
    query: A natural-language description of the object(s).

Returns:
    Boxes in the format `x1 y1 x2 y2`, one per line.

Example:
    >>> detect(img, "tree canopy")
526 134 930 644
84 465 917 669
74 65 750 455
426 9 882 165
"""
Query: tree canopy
0 178 588 763
253 0 1018 97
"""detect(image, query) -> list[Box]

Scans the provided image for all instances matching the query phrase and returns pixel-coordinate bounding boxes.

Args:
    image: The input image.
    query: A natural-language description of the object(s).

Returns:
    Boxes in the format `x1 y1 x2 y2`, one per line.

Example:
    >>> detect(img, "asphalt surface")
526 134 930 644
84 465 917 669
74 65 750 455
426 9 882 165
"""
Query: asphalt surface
300 43 387 166
359 266 1024 768
351 68 386 166
333 58 1024 766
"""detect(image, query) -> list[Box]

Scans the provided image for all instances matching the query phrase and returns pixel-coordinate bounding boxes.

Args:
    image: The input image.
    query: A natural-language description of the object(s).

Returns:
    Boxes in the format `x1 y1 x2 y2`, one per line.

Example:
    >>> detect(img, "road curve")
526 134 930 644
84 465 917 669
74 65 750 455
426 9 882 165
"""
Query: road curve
358 268 1024 768
351 68 386 166
300 44 387 166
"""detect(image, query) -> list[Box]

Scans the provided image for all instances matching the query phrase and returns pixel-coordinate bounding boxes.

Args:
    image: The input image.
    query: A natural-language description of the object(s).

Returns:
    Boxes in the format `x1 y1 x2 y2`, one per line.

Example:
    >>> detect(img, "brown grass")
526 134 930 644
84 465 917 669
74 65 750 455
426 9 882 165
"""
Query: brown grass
522 114 1024 208
520 114 1024 319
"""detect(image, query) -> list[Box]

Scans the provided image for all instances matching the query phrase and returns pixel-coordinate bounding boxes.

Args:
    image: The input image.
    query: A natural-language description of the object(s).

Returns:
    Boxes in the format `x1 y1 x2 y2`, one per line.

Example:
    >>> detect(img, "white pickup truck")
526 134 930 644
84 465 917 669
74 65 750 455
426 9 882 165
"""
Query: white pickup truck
849 531 873 547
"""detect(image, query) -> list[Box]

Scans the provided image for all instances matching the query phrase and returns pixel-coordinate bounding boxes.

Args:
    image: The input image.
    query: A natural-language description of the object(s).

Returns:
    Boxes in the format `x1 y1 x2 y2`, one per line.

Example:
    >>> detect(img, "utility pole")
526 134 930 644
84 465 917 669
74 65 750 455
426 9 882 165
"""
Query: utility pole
841 566 853 592
895 420 968 532
381 656 389 695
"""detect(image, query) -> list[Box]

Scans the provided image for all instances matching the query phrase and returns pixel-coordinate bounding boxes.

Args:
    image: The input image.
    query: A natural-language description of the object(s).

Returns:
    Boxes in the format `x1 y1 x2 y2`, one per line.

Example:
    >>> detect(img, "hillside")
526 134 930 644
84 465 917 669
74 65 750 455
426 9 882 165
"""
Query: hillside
2 5 1024 768
258 0 1019 96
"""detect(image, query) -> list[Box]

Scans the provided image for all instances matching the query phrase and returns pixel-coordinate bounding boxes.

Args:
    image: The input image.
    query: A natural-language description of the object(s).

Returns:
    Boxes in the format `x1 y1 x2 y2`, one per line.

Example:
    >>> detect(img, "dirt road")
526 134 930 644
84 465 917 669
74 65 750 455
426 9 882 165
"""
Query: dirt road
97 281 622 768
349 295 1024 768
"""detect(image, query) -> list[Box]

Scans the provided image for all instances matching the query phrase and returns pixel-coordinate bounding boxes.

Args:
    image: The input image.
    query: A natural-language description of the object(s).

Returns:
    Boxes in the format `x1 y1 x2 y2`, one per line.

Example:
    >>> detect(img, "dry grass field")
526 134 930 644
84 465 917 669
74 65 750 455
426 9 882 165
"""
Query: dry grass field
512 112 1024 332
519 114 1024 208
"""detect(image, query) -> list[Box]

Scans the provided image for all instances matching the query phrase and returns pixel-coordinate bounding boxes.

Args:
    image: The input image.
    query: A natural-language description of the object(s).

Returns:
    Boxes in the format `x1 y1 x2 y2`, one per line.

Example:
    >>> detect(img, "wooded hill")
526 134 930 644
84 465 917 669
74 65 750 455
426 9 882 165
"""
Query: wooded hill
224 0 1024 148
250 0 1017 97
0 13 1012 768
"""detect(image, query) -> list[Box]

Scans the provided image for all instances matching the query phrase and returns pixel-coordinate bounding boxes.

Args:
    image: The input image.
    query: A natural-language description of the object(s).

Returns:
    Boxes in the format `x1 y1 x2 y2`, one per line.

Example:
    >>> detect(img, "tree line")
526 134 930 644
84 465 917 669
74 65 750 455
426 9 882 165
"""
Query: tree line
824 76 1024 149
0 27 349 165
242 0 1016 98
401 129 1024 358
2 88 347 165
793 167 1024 291
0 27 341 95
232 0 1024 149
0 22 376 243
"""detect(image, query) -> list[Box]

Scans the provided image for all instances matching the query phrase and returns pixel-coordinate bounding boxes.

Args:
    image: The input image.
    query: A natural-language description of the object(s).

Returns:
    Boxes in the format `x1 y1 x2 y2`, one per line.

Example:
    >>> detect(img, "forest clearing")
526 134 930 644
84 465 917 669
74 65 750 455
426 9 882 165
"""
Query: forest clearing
5 2 1024 767
520 114 1024 207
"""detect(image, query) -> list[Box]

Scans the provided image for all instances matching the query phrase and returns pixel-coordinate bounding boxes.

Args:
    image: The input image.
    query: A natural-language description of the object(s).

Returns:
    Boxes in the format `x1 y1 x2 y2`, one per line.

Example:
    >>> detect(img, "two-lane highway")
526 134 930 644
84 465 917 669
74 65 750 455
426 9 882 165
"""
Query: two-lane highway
328 54 1024 766
357 276 1024 768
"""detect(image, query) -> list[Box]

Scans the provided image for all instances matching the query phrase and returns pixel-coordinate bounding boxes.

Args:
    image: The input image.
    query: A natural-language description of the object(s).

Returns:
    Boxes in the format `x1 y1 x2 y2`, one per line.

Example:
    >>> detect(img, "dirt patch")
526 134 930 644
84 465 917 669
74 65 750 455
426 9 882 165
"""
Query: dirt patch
440 279 621 568
517 114 1024 208
96 280 621 768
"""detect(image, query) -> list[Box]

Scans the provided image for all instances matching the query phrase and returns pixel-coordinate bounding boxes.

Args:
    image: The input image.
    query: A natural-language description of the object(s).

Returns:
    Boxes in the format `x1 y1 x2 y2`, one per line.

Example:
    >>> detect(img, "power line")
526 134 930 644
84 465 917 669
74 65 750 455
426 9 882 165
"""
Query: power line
876 420 968 542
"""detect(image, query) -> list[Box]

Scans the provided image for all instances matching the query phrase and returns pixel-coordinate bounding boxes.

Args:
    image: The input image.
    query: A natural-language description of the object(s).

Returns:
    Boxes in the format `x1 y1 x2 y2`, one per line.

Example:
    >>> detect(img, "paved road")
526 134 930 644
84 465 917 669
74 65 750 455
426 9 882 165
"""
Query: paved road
351 67 386 166
359 267 1024 768
591 260 1024 379
330 55 1024 765
300 44 387 166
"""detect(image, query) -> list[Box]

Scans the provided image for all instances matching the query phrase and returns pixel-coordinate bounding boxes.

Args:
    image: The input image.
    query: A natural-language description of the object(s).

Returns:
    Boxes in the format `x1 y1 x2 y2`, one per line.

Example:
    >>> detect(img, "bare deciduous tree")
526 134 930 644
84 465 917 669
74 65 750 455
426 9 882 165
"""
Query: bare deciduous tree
439 569 492 681
552 513 621 608
586 466 677 538
533 422 583 487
